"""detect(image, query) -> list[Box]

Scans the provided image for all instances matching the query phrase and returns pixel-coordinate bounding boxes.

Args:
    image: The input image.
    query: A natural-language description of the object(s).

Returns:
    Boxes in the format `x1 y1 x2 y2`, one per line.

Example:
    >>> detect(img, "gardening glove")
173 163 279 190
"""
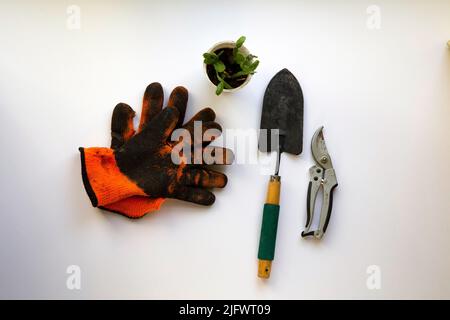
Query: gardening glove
101 83 181 217
102 83 230 218
79 83 234 218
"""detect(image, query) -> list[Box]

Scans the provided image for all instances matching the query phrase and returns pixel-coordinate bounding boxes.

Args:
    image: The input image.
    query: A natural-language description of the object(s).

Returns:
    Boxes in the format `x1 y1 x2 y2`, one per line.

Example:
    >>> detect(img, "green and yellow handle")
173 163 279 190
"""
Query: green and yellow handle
257 175 281 278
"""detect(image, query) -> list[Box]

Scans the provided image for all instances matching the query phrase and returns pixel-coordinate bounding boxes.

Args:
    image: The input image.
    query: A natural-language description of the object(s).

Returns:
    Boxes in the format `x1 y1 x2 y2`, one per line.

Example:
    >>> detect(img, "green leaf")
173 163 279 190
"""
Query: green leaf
216 81 224 95
235 53 245 65
240 55 259 73
203 52 218 65
231 70 249 78
235 36 246 49
213 60 226 73
241 64 251 74
244 54 254 64
222 79 233 89
249 60 259 72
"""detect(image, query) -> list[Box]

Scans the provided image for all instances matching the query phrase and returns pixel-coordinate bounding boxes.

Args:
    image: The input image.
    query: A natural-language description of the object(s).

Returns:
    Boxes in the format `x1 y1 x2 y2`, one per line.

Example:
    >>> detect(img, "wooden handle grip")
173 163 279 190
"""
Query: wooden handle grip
266 177 281 205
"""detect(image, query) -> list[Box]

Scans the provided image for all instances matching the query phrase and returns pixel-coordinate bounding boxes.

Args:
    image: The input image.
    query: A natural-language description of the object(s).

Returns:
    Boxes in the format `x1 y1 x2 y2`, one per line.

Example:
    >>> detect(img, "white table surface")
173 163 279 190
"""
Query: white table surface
0 0 449 299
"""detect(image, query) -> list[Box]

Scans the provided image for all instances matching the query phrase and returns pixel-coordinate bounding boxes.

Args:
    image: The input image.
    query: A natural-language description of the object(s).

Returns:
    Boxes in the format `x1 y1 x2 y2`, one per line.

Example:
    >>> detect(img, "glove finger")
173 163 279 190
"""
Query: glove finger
138 82 163 132
180 121 222 147
201 146 235 165
188 146 234 165
170 121 223 162
183 108 219 147
111 103 136 150
183 107 216 128
182 168 228 188
167 86 188 128
173 186 216 206
202 123 223 147
143 106 180 142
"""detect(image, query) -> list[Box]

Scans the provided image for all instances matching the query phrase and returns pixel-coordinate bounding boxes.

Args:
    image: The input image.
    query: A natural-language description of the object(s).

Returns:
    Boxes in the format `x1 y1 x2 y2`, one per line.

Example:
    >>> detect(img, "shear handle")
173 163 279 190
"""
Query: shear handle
301 167 338 239
301 165 322 238
316 168 338 239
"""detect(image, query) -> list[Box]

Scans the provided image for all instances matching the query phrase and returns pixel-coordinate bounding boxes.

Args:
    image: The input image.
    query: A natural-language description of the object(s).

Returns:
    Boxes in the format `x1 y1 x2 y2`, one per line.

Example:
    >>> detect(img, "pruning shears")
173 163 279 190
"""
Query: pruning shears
301 126 338 239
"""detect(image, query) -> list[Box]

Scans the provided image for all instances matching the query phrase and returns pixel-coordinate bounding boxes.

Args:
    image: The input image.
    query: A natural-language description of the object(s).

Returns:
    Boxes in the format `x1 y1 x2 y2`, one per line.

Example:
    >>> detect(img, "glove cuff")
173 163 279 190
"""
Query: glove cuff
100 196 166 219
79 147 146 207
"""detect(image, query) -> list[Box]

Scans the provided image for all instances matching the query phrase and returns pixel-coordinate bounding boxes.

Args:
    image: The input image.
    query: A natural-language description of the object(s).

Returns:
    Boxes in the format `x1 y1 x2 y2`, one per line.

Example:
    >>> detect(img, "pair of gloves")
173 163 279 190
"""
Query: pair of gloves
79 83 234 218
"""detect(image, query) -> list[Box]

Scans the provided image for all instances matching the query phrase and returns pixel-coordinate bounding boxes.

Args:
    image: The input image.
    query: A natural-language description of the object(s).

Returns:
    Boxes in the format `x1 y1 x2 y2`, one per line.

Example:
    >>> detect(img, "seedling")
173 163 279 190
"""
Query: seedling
203 36 259 95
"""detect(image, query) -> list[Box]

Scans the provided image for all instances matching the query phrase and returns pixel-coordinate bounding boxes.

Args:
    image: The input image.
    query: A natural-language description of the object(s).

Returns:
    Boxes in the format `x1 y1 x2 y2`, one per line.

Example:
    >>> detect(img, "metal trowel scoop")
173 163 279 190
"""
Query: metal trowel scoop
257 68 304 278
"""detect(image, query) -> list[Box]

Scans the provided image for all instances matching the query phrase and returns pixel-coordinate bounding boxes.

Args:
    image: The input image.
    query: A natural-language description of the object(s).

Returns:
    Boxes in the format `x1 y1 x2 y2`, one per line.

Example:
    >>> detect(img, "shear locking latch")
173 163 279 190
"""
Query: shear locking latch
301 126 338 239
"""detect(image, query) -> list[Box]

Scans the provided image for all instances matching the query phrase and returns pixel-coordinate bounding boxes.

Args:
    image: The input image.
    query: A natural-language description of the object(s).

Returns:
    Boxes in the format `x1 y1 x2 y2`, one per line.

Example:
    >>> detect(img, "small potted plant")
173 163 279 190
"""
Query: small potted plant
203 36 259 95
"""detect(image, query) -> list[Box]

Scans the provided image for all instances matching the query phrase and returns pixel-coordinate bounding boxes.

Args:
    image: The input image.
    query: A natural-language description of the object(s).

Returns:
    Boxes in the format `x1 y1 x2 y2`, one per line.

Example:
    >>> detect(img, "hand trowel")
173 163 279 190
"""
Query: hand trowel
257 68 304 278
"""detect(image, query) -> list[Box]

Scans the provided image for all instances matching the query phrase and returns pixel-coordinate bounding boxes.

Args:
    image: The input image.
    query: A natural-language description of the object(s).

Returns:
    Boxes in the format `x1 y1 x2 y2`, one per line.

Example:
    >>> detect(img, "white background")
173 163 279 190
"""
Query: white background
0 0 449 299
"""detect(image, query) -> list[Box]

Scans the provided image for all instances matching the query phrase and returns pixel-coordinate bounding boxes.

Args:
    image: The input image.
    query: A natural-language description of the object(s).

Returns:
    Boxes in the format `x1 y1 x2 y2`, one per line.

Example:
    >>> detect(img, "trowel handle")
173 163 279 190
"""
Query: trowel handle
257 175 281 279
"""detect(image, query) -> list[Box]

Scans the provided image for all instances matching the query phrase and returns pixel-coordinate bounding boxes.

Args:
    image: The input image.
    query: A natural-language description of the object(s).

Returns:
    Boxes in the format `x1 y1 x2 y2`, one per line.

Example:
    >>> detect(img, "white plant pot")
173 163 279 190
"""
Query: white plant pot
204 40 252 93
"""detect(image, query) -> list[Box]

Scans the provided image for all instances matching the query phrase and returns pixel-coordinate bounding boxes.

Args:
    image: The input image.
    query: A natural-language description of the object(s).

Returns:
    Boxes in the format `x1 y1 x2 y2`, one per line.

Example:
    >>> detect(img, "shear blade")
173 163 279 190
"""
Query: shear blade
311 126 333 170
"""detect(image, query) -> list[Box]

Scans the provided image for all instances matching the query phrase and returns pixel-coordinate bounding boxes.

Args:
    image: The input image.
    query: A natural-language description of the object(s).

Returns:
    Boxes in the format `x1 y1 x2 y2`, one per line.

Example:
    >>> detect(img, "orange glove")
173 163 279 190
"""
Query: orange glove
80 83 234 218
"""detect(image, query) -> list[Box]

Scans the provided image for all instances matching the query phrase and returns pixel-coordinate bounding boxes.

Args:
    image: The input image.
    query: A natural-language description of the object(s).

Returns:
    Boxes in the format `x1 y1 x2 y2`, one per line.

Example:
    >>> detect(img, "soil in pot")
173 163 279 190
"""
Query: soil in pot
206 48 248 89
